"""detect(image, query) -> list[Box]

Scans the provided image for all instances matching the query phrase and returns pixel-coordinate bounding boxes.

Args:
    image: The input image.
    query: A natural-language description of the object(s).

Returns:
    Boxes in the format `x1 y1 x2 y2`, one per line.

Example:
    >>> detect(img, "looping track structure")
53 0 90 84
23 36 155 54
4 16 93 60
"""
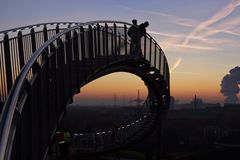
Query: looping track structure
0 21 170 160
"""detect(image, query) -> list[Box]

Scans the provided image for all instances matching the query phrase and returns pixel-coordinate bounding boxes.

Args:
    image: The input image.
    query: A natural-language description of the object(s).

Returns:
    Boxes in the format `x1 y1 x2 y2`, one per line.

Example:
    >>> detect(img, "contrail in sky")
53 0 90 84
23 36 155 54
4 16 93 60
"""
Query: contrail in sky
170 58 182 74
182 0 240 45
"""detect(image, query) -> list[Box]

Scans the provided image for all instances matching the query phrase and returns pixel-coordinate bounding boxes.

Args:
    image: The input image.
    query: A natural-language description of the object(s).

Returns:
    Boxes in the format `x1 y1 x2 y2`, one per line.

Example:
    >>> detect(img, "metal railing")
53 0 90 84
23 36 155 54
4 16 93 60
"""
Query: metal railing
0 20 170 160
0 22 79 102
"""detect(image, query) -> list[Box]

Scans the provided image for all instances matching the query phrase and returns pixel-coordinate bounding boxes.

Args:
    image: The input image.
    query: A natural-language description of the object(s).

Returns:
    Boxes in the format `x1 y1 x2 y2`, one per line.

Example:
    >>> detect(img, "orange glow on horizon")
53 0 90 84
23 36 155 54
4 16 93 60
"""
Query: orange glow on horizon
74 72 148 103
73 70 226 105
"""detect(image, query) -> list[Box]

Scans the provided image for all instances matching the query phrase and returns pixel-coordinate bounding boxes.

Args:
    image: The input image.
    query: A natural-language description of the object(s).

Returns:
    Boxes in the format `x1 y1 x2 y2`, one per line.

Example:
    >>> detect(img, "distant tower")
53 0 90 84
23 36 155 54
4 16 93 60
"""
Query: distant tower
194 94 197 109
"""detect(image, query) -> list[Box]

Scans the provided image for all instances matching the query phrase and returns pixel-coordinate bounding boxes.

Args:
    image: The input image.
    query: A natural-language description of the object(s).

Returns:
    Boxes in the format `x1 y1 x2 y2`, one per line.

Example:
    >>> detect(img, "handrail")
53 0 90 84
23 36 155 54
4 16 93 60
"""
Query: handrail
0 22 80 35
0 20 169 159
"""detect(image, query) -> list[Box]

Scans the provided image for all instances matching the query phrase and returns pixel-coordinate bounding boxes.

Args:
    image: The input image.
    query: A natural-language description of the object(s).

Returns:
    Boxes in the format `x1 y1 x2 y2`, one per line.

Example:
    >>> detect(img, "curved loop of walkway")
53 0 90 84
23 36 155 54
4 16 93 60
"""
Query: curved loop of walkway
0 21 170 160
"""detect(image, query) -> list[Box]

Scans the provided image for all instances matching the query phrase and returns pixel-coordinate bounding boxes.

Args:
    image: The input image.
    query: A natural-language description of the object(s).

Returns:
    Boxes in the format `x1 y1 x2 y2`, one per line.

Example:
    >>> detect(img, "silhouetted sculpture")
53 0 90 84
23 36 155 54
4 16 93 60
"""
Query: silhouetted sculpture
128 20 149 56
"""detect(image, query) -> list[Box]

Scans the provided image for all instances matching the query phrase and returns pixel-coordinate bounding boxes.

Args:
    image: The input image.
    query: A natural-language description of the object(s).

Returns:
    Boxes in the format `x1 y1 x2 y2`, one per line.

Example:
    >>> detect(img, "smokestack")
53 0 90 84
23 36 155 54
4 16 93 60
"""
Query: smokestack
220 66 240 104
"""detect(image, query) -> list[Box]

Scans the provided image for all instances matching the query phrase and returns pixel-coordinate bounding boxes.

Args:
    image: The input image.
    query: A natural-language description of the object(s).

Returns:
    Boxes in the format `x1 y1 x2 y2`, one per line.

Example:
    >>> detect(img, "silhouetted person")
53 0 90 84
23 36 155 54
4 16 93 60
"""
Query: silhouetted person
139 21 149 37
63 129 71 157
57 129 65 158
128 20 149 56
128 19 139 55
57 128 71 159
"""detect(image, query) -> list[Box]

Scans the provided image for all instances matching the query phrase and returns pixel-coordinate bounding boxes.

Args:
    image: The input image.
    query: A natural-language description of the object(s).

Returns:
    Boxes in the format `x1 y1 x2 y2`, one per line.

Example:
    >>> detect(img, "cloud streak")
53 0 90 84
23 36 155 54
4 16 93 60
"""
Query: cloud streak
170 58 182 74
200 17 240 38
177 44 219 51
123 4 240 52
183 0 240 45
172 71 202 75
121 6 198 27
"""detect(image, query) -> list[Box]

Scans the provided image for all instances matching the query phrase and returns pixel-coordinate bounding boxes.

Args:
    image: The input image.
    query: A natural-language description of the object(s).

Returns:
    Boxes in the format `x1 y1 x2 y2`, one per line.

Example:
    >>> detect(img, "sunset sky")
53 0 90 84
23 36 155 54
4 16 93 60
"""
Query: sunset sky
1 0 240 105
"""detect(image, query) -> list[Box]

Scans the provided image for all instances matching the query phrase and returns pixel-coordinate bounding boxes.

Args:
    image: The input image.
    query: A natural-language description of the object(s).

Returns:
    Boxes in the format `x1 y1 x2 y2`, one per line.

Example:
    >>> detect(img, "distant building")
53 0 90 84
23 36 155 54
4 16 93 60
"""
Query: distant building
224 103 240 108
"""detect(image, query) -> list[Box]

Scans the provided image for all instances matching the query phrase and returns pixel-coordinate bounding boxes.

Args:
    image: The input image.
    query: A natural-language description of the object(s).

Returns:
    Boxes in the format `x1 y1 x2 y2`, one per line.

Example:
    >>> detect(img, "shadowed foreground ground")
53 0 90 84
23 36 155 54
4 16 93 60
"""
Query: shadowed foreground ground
47 104 240 160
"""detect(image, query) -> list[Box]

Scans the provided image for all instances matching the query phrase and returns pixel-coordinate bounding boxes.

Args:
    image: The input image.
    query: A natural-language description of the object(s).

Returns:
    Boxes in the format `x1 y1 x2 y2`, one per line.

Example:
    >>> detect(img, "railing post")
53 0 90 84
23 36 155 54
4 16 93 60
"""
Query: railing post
118 34 121 56
88 25 93 60
111 30 114 57
93 26 97 58
73 30 80 88
65 31 73 100
97 24 101 57
105 23 109 61
80 26 87 80
124 24 127 56
159 50 162 73
31 28 39 74
163 56 166 80
102 25 105 56
43 26 48 42
56 25 60 34
56 38 65 114
149 38 152 63
114 23 117 59
17 31 25 69
144 35 146 59
30 28 36 52
3 34 13 93
88 25 94 73
154 43 157 67
80 27 86 61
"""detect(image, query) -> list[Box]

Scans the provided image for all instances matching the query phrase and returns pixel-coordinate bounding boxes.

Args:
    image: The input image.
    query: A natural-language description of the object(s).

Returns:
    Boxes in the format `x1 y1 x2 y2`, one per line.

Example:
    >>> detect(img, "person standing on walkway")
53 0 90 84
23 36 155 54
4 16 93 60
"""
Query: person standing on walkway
63 129 71 157
128 19 139 55
128 20 149 56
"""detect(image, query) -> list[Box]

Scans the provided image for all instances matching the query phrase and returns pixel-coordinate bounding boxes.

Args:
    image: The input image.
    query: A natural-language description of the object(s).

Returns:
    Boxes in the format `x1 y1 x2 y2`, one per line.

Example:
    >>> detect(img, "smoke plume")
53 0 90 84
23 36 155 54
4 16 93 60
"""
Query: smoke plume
220 66 240 104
